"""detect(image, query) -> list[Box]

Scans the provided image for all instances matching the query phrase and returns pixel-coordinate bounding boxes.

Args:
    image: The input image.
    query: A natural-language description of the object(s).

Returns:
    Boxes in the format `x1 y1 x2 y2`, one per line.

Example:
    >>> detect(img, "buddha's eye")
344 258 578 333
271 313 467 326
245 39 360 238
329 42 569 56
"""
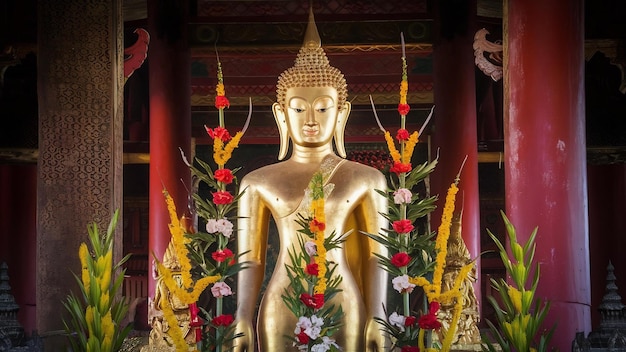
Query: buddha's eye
315 105 334 113
290 107 305 113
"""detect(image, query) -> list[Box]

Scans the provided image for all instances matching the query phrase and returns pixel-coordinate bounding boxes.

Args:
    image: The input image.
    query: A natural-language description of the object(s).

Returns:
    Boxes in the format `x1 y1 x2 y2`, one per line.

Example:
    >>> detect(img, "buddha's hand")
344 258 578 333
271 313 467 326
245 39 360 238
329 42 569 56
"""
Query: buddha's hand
365 317 388 351
231 318 254 352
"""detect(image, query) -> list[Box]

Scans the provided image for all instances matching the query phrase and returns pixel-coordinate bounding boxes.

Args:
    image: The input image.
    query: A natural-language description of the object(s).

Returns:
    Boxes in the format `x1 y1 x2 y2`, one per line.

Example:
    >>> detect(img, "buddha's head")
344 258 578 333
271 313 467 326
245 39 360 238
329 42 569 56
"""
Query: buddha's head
273 9 351 160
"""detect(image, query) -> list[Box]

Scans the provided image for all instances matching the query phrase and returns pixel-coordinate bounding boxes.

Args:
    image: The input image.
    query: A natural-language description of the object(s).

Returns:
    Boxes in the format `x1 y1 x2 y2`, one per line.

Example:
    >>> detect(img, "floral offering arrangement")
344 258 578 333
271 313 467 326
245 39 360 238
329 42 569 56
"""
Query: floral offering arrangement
153 53 250 352
63 209 132 352
366 33 474 351
482 211 555 352
281 171 345 352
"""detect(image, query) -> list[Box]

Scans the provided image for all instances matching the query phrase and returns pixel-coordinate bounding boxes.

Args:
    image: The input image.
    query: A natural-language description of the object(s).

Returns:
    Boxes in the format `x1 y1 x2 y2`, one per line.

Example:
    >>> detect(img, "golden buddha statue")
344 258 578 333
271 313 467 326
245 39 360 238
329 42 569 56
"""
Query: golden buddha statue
233 9 389 352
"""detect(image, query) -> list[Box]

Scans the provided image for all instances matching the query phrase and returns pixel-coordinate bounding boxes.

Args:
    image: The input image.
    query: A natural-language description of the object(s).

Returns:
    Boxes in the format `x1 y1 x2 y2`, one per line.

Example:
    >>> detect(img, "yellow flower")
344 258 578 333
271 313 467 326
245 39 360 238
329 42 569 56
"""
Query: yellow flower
384 131 401 162
214 131 243 166
399 80 408 105
216 82 225 97
402 131 419 164
508 286 523 313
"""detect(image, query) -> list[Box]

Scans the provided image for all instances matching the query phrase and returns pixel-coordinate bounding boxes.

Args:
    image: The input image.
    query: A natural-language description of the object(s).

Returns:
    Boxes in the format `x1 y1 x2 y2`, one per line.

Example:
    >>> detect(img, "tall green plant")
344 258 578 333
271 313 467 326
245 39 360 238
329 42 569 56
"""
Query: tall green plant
63 209 132 352
482 211 555 352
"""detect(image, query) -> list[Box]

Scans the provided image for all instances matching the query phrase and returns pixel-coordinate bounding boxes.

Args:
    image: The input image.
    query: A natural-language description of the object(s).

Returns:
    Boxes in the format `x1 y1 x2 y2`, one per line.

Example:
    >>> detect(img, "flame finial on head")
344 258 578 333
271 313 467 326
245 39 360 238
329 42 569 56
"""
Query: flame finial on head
276 7 348 110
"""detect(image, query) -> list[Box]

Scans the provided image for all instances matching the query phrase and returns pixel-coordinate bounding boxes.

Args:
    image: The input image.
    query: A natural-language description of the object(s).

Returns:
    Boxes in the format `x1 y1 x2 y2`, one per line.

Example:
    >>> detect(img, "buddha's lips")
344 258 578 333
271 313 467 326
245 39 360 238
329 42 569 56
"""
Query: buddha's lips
303 127 319 136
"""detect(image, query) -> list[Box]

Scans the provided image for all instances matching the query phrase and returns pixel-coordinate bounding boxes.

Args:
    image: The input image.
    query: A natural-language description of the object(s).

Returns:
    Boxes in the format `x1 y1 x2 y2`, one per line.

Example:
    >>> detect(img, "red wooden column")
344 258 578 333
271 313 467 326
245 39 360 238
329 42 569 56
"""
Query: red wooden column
147 0 191 303
505 0 590 348
431 0 482 308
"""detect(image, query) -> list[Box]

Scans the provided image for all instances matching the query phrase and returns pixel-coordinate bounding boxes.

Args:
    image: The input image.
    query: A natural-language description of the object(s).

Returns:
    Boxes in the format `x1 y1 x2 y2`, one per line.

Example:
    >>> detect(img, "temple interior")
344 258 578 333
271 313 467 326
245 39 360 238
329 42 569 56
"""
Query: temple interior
1 0 626 350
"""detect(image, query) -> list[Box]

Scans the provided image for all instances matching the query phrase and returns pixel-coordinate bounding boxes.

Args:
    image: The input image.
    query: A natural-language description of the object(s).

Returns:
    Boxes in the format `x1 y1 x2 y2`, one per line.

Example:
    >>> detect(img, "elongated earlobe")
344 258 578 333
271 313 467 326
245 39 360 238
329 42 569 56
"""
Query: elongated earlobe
334 101 351 158
273 102 290 160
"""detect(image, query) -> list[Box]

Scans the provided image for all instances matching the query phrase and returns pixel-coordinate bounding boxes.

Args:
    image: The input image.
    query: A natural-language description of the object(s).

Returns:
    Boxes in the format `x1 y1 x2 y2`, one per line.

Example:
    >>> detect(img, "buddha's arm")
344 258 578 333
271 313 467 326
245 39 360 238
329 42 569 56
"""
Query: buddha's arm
362 176 390 350
233 179 270 351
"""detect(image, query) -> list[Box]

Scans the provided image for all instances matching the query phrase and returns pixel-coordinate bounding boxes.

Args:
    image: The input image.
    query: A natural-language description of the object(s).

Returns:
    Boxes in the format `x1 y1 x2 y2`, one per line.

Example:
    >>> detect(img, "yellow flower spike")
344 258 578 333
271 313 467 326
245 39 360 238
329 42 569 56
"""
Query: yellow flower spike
508 286 523 313
216 82 225 96
99 292 110 314
160 290 189 351
85 306 94 334
522 289 534 312
432 182 459 295
401 131 419 164
399 80 408 105
384 131 401 162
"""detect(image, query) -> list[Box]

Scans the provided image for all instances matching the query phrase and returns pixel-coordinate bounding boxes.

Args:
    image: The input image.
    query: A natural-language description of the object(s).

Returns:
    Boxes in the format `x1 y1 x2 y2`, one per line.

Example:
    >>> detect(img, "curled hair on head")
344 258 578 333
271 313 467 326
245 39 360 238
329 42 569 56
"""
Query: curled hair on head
275 9 348 110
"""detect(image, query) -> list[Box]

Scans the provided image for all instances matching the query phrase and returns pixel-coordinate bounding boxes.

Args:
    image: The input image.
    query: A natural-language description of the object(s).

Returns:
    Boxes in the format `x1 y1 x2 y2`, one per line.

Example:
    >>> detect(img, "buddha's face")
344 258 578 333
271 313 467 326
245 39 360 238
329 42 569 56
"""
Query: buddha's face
284 86 339 147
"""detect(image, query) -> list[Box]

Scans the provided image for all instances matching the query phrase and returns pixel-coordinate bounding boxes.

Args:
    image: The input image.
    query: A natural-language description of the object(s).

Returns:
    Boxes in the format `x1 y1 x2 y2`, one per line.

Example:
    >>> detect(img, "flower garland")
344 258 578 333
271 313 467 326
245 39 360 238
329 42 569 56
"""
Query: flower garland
282 171 344 352
155 52 250 351
365 33 473 352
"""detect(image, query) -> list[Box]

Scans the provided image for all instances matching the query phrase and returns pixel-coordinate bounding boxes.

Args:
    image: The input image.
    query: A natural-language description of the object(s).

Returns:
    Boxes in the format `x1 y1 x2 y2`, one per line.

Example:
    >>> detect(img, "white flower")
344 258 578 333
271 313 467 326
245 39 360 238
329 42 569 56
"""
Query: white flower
294 316 312 335
206 218 234 238
206 219 219 233
393 188 412 204
304 241 317 256
388 312 406 332
311 336 338 352
392 274 416 294
210 281 233 298
216 218 234 238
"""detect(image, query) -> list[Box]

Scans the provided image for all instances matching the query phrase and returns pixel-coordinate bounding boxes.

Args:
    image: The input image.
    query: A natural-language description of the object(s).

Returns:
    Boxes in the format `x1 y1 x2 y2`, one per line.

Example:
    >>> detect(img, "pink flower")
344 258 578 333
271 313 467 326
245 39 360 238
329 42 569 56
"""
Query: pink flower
304 241 317 256
211 281 233 298
393 188 412 204
392 219 414 234
214 168 234 184
405 316 417 327
401 346 419 352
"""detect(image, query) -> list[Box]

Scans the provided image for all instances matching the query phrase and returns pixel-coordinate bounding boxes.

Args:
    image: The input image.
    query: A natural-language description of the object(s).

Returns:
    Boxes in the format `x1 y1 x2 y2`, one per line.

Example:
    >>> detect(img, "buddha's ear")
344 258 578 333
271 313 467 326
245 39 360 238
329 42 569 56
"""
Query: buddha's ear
272 102 290 160
334 101 351 158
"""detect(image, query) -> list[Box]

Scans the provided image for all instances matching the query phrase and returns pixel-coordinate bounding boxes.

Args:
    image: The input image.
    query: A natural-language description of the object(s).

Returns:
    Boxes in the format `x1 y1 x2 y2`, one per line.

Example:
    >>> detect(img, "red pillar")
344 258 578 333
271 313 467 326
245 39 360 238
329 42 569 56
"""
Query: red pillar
504 0 590 347
147 0 191 302
431 0 482 309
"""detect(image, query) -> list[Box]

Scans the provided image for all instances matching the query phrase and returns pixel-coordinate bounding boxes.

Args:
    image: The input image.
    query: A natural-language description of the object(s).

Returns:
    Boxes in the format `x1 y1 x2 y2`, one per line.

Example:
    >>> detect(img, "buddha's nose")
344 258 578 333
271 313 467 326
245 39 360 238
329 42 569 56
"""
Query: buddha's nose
305 109 316 124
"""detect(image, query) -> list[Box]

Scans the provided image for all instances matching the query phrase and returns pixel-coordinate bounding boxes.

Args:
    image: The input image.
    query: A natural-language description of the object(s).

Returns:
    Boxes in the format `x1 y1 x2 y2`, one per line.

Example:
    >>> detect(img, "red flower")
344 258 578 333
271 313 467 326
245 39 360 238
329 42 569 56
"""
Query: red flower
396 128 410 141
392 219 414 234
404 316 417 327
401 346 419 352
398 103 411 116
305 262 319 276
215 95 230 109
212 248 234 262
300 293 324 309
418 301 442 330
205 126 231 141
212 314 234 326
214 168 234 184
390 161 412 175
309 218 326 233
390 252 411 267
296 331 309 344
212 190 234 205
